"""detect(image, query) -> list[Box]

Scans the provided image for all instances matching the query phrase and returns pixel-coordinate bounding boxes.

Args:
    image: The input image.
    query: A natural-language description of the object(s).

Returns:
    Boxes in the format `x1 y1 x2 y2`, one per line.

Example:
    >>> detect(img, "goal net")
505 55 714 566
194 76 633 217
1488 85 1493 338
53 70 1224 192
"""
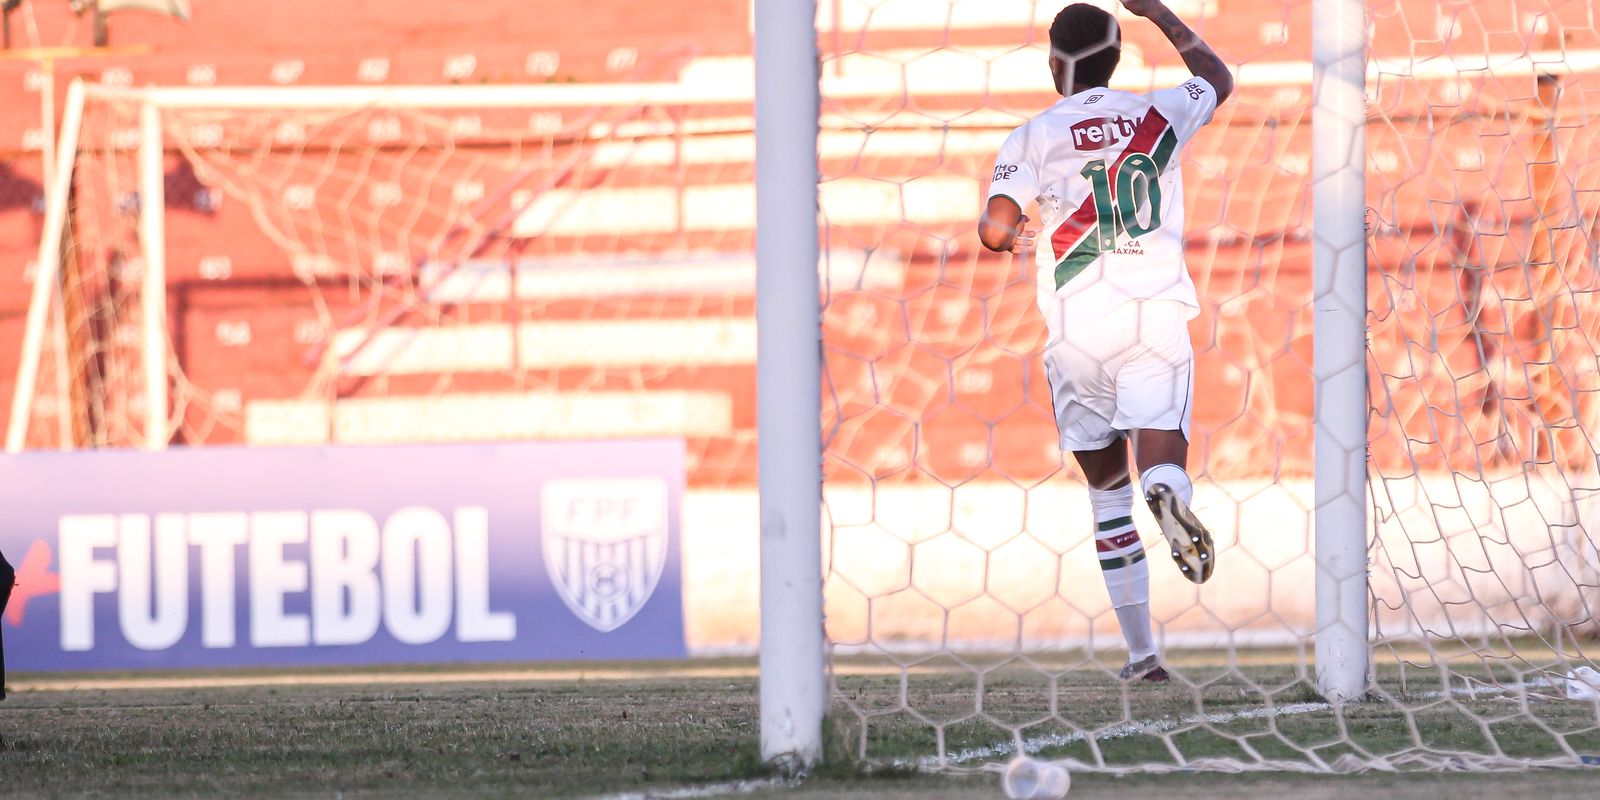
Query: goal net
14 0 1600 779
813 0 1600 775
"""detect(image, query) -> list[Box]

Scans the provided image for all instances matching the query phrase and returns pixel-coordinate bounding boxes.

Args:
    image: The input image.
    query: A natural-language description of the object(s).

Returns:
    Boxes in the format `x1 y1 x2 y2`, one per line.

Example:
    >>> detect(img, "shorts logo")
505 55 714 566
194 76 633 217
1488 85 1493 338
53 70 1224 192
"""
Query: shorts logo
993 164 1019 181
1069 115 1138 150
541 478 670 633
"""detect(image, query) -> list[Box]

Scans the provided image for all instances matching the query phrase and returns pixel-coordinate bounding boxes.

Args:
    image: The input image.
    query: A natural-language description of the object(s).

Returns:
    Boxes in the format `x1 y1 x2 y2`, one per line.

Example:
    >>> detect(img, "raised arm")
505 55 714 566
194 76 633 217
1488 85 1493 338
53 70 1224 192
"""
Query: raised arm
1121 0 1234 105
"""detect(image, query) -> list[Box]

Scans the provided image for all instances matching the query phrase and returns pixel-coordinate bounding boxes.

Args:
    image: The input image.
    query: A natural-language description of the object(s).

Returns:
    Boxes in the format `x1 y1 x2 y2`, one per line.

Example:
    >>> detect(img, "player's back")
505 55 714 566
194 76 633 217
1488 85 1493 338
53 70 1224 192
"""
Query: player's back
988 78 1220 337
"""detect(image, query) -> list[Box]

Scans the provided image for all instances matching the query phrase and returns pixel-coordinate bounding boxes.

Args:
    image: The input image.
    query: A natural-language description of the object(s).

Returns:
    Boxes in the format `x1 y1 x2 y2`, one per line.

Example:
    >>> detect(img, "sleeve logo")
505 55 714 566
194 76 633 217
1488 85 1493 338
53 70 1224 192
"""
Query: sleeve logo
993 164 1019 181
1183 81 1206 100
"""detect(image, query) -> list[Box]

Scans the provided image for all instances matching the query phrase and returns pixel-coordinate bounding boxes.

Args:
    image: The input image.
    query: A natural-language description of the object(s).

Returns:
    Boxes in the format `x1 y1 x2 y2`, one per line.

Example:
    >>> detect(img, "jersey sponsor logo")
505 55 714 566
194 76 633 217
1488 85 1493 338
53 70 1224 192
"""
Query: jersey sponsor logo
1069 115 1139 151
541 478 670 633
1183 80 1206 100
993 164 1019 182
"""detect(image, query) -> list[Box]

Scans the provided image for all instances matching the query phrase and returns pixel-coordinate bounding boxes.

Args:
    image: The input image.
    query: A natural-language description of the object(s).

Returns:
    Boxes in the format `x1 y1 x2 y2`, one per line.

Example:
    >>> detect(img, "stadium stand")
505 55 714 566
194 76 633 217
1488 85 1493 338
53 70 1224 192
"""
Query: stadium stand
1 0 1597 490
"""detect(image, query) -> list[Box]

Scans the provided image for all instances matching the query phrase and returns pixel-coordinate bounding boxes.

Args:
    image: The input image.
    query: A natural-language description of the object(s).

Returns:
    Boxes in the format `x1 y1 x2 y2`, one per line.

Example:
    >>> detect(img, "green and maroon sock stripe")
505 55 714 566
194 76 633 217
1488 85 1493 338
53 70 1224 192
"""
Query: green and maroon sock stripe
1097 515 1136 533
1099 550 1148 571
1096 524 1144 572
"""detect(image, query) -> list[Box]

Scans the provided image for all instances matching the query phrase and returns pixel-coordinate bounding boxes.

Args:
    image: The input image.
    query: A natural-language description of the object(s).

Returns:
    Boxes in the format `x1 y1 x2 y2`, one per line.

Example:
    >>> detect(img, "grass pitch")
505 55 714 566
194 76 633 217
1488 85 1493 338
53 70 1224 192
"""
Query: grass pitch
2 653 1598 798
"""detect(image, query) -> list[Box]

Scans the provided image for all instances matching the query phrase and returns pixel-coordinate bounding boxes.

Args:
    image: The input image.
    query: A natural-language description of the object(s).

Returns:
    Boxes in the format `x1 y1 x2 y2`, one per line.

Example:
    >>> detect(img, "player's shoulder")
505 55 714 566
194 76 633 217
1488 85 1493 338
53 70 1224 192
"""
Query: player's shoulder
998 113 1048 154
1147 76 1216 105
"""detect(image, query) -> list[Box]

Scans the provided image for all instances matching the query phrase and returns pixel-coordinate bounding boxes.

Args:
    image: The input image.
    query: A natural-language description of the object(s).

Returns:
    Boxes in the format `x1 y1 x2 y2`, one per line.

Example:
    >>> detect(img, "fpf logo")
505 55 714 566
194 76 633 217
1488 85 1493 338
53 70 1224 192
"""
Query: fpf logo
541 478 669 633
1070 116 1138 151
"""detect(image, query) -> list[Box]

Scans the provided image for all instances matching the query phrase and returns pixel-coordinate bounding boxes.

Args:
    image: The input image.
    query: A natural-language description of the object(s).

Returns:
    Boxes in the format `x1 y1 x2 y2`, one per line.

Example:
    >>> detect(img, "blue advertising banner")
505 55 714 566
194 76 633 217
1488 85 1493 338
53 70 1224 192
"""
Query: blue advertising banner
0 440 686 671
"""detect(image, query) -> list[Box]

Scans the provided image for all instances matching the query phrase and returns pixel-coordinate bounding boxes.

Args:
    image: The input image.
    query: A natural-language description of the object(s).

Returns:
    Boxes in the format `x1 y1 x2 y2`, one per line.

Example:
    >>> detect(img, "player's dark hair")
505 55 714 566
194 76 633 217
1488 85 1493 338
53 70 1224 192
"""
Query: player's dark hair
1049 4 1121 89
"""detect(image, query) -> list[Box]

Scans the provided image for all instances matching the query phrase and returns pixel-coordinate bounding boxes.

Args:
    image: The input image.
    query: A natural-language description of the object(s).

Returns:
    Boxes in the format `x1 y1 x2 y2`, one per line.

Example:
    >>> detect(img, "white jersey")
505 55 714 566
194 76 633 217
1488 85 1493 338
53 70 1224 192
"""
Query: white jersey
986 77 1219 341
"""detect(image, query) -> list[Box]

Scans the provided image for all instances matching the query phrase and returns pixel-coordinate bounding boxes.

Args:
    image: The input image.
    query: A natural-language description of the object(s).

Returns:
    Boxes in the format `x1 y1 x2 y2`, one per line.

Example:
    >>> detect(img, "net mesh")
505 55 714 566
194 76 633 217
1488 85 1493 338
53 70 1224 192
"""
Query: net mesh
815 0 1600 774
39 89 763 462
15 0 1600 779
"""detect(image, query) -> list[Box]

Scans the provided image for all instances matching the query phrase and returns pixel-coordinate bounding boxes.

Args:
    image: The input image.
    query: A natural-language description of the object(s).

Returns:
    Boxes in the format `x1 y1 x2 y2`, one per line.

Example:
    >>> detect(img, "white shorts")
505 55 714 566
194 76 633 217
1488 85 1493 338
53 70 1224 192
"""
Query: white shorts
1041 300 1195 451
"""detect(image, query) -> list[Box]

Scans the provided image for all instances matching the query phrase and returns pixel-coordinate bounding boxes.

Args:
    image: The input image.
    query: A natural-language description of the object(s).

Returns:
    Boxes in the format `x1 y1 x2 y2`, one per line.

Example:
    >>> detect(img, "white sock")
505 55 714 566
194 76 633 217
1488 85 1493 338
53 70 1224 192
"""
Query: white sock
1140 462 1194 506
1115 604 1156 662
1088 483 1156 661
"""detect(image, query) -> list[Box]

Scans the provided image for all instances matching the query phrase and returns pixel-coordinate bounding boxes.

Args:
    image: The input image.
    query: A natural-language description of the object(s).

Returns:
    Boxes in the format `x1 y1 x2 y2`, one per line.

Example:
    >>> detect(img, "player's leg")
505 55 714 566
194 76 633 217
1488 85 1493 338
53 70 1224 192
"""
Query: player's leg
1071 438 1127 490
1114 301 1214 583
0 548 12 700
1133 427 1191 505
1073 441 1165 682
1134 428 1214 582
1047 313 1166 683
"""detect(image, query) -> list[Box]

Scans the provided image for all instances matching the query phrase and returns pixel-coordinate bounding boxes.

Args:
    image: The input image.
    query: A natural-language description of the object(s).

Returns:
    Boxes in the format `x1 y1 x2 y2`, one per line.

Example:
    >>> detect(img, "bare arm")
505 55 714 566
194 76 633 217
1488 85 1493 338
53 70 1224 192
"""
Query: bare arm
1121 0 1234 105
978 196 1035 255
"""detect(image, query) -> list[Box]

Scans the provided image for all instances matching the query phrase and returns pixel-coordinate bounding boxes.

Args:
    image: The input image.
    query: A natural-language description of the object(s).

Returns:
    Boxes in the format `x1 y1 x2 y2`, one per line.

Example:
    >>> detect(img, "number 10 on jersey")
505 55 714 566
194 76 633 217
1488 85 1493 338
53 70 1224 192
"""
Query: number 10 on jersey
1081 153 1163 251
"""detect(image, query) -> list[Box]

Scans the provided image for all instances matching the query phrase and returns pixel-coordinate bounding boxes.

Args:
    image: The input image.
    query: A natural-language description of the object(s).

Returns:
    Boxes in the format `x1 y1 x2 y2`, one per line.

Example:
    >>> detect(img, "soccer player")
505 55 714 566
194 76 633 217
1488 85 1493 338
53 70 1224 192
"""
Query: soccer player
977 1 1233 682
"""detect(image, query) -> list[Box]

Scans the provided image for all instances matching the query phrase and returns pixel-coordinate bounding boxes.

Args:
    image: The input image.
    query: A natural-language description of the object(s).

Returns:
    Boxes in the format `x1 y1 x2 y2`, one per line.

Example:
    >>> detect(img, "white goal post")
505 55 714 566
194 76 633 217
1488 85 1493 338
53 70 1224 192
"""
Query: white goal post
754 0 826 770
1310 0 1370 704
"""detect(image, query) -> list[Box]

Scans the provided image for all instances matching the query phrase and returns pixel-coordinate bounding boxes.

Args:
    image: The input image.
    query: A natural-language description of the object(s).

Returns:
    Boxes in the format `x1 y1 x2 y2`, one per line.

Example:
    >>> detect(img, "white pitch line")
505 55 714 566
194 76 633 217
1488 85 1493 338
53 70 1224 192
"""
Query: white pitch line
584 701 1340 799
12 665 764 692
915 700 1334 769
589 777 793 800
914 675 1581 772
